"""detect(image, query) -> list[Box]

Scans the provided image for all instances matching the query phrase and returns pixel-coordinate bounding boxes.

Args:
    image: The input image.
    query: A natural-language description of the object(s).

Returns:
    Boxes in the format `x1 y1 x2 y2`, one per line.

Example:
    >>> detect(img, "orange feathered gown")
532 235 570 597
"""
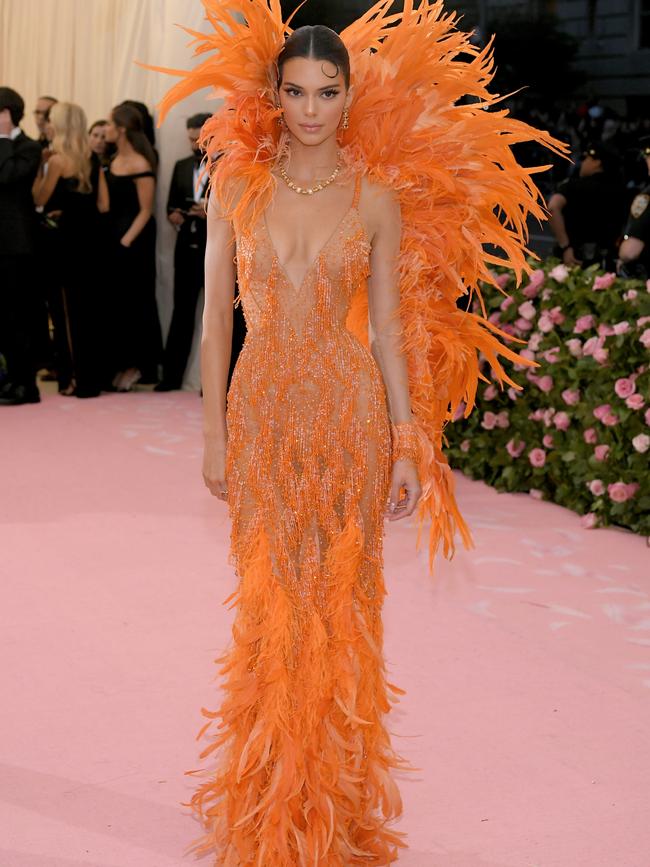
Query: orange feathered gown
149 2 566 863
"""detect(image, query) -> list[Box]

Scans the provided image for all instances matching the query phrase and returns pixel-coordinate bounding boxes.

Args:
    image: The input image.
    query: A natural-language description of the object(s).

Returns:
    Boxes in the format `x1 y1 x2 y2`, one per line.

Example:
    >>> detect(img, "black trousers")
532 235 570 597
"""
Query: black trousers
0 254 38 391
161 239 205 387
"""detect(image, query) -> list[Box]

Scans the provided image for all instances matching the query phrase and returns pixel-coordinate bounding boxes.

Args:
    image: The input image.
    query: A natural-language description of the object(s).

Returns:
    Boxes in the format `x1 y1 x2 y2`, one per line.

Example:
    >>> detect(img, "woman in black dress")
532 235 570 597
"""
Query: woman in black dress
33 102 109 397
104 102 162 391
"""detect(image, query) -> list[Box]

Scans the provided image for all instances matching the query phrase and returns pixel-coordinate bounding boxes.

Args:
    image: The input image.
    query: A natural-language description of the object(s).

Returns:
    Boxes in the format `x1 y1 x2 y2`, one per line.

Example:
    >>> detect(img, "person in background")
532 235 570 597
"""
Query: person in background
88 119 109 167
547 142 628 270
104 102 162 391
33 102 109 398
0 86 42 405
155 113 211 391
617 138 650 279
33 95 57 149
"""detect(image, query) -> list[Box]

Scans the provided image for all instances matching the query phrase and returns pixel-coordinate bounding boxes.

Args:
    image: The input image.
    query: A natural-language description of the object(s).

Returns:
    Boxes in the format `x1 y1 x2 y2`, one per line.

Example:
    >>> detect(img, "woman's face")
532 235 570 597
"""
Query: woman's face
104 116 119 144
89 124 107 154
278 56 349 147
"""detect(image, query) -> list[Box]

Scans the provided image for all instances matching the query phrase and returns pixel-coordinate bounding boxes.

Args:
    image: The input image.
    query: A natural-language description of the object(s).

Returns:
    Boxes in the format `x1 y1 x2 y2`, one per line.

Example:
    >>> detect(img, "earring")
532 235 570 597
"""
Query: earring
275 104 285 126
341 108 349 130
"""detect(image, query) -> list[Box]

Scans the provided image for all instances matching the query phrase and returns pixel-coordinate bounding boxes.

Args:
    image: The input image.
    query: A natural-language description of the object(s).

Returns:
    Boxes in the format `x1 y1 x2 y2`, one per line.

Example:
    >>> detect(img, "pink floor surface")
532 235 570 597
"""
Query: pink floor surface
1 391 649 867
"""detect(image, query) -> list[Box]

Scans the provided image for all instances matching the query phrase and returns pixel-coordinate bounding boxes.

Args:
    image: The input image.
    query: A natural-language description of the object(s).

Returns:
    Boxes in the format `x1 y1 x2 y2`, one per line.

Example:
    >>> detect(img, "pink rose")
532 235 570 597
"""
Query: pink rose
543 433 554 448
528 269 545 288
549 306 565 325
639 329 650 349
507 387 519 401
542 347 560 364
593 404 611 421
515 317 533 333
602 412 619 426
496 411 510 429
542 407 556 427
607 482 639 503
593 272 616 290
528 332 544 351
528 448 546 468
583 336 602 357
537 375 554 394
574 314 596 334
500 323 516 336
580 513 598 529
500 295 515 311
529 409 545 421
613 320 630 335
565 338 583 357
538 312 554 333
522 283 540 299
488 312 502 325
529 489 543 499
562 389 580 406
637 316 650 327
496 273 510 290
623 289 638 301
549 264 569 282
452 401 466 422
632 433 650 453
520 349 536 362
626 394 645 410
597 323 615 337
646 408 650 426
483 385 497 400
481 411 498 430
583 427 598 444
518 300 537 321
593 347 609 365
506 438 526 458
588 479 605 496
594 444 610 461
614 377 636 399
553 411 570 431
460 439 471 452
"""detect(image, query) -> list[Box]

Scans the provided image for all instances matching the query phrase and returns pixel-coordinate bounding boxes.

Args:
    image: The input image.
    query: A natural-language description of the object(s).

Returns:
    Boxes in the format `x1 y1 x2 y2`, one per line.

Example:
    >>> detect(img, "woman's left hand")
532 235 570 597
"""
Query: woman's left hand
385 459 422 521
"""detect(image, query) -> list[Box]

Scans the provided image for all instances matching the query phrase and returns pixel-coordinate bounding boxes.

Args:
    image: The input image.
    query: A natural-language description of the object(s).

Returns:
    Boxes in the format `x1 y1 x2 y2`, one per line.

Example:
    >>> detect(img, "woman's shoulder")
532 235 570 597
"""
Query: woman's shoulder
359 175 399 207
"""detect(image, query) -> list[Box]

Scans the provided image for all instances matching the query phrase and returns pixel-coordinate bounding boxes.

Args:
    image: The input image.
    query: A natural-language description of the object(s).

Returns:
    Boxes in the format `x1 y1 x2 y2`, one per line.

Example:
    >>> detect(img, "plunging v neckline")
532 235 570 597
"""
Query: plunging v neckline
262 199 358 293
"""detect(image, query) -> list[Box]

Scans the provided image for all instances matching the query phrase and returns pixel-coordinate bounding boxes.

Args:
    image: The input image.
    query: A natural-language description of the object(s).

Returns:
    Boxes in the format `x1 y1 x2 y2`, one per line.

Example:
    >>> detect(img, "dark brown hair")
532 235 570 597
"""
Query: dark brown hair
111 103 157 172
277 25 350 89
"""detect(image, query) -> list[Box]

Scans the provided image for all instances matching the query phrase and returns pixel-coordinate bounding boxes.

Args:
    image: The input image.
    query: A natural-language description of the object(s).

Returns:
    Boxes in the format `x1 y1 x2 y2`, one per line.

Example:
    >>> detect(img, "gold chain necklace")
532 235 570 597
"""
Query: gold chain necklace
279 155 342 196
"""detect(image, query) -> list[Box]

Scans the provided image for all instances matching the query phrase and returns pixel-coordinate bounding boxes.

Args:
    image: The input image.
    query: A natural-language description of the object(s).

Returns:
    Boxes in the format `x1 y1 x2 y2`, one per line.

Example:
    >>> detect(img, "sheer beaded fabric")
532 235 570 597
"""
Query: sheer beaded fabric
186 172 414 865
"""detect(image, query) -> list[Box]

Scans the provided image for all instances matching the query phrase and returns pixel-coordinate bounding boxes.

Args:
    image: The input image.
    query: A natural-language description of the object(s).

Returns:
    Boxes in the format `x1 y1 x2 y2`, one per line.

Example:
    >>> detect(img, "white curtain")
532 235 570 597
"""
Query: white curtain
0 0 220 389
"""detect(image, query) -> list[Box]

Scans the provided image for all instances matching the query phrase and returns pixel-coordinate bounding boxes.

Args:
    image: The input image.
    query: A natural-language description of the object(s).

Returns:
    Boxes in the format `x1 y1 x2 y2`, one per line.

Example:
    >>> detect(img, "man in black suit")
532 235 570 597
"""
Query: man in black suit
0 87 43 405
155 114 212 391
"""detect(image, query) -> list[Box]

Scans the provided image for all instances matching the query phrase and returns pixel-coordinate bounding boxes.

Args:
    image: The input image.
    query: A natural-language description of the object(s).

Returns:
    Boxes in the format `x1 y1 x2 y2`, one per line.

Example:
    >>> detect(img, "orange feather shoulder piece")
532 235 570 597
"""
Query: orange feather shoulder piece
150 0 568 570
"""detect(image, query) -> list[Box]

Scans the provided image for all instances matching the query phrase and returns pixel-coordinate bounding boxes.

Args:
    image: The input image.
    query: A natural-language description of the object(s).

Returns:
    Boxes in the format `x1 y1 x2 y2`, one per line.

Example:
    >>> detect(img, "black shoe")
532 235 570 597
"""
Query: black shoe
0 385 41 406
153 381 180 392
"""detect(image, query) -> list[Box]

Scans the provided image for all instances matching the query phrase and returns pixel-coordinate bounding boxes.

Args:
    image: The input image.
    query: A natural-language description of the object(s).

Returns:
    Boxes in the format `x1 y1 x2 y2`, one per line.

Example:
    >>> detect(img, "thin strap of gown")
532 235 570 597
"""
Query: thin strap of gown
351 173 362 210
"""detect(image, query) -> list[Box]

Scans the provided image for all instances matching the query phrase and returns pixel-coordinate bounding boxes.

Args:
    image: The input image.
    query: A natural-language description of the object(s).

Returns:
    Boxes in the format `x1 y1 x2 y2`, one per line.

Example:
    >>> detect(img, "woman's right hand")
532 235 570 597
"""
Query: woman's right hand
203 438 228 500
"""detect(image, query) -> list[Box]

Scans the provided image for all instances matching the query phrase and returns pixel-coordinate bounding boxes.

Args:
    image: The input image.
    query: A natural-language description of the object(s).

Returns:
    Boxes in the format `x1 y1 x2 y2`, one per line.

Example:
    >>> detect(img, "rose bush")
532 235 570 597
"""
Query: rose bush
446 261 650 537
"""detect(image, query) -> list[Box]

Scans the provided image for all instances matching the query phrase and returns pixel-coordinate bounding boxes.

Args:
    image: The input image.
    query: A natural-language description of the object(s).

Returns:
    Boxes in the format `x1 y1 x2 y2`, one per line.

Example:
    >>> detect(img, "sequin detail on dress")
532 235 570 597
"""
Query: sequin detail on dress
185 175 413 866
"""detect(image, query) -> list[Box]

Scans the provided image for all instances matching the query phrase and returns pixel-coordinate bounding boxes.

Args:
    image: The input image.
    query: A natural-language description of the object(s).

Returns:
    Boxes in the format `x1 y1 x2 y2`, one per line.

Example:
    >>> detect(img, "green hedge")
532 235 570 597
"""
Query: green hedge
445 262 650 537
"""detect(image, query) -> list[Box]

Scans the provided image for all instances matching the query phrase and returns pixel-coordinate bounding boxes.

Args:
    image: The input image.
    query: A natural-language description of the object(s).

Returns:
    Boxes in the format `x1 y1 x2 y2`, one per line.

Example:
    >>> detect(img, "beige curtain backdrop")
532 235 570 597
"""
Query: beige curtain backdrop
0 0 220 389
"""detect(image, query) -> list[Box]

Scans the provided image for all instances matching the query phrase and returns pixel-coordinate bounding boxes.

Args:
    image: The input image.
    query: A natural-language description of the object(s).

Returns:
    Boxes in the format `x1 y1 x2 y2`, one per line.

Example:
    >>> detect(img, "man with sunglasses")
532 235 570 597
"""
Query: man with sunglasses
618 138 650 279
548 142 627 270
32 95 57 149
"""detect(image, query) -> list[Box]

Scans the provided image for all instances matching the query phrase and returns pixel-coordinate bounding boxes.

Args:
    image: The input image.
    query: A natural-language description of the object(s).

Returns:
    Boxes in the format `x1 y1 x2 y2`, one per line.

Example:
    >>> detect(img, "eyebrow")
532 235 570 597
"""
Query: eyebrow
282 81 341 90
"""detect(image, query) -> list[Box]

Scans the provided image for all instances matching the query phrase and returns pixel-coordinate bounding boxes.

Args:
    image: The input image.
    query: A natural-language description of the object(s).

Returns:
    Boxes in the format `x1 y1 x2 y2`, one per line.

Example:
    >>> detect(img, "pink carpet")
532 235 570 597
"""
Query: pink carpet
1 391 649 867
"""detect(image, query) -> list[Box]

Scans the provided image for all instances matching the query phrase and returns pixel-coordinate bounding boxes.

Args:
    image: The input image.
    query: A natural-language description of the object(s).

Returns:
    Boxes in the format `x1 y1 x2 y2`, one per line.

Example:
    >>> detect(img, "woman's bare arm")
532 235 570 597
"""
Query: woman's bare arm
365 185 421 519
201 191 236 499
32 154 62 207
97 167 109 213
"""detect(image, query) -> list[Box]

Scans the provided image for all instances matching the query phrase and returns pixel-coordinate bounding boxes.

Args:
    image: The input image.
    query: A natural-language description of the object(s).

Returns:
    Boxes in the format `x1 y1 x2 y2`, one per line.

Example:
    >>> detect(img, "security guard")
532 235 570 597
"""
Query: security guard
618 139 650 279
548 142 627 270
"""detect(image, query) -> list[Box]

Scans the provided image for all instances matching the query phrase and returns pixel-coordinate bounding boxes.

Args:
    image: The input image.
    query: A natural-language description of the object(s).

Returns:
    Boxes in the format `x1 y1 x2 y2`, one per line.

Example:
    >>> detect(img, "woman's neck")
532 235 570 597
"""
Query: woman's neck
285 134 339 182
116 137 136 158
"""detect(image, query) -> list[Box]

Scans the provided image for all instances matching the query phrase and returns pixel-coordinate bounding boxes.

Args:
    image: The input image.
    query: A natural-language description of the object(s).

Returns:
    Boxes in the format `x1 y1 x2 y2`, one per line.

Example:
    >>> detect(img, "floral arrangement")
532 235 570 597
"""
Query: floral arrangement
445 262 650 537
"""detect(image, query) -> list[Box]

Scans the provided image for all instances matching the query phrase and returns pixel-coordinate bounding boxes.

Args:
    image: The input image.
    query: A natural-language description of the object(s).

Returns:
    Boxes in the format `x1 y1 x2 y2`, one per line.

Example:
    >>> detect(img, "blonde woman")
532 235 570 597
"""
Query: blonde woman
33 101 109 397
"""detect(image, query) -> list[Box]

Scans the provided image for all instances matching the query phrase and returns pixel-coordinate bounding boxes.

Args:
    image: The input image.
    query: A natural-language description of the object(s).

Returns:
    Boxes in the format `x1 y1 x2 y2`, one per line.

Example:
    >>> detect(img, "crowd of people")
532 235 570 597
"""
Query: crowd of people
2 86 649 408
0 86 245 406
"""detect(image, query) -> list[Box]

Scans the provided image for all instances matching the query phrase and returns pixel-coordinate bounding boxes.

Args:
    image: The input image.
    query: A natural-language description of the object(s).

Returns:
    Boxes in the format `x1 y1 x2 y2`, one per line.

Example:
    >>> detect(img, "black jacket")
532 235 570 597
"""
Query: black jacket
0 131 42 256
167 155 208 248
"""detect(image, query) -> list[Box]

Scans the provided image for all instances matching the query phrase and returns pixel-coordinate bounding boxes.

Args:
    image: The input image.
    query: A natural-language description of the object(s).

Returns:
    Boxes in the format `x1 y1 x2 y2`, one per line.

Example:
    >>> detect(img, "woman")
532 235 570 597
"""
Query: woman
154 1 563 862
104 102 162 391
33 101 109 398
